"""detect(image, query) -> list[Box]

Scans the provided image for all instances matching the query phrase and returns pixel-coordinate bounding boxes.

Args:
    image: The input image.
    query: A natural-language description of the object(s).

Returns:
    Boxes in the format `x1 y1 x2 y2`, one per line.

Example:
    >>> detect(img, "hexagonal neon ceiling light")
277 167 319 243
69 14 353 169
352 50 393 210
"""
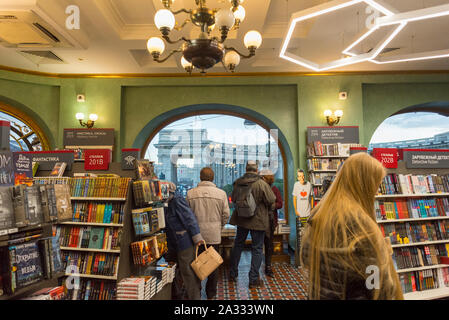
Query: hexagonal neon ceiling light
279 0 404 71
370 3 449 64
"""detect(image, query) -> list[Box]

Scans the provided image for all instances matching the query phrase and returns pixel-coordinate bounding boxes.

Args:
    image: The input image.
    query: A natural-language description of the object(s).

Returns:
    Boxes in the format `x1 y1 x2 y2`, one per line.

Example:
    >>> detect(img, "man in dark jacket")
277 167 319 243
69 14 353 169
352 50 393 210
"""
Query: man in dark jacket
229 161 276 288
164 182 204 300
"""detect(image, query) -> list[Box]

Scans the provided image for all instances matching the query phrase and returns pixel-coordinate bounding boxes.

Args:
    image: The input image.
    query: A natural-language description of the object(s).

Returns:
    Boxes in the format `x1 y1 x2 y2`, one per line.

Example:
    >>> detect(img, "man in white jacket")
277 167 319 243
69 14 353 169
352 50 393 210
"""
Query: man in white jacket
187 167 230 299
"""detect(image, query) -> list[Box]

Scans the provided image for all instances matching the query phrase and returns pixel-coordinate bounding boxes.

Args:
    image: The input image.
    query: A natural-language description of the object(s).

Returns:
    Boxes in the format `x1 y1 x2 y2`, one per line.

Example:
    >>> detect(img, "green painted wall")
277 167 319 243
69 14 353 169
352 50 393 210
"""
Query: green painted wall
2 69 449 249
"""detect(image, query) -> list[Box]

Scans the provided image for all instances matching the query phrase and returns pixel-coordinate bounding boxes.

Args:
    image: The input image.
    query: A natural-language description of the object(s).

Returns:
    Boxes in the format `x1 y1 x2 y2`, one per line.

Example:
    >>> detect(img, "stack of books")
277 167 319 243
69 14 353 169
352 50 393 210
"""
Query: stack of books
116 277 146 300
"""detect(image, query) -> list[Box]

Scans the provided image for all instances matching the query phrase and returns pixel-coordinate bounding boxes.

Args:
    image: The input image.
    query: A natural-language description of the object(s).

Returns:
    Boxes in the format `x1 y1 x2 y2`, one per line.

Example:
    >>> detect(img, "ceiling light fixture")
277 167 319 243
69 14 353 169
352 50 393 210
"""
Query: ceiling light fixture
376 3 449 26
279 0 401 72
147 0 262 74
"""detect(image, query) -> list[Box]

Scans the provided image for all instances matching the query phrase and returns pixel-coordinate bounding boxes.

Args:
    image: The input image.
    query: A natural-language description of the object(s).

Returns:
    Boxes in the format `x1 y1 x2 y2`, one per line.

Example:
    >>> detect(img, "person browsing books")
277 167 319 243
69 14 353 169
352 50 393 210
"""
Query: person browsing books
300 153 403 300
186 167 230 300
228 161 276 289
164 181 204 300
259 169 283 278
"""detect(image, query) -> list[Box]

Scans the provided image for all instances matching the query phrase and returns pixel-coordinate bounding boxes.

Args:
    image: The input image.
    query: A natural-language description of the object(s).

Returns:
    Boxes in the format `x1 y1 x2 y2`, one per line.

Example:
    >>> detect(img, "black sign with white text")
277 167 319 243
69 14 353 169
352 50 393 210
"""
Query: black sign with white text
26 151 75 171
63 128 114 147
307 126 359 144
404 149 449 169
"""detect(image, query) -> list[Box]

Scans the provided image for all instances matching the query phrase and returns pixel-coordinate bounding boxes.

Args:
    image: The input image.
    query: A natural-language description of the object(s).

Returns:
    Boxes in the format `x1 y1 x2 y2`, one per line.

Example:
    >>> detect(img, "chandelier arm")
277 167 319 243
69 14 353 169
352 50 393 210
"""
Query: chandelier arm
171 8 192 15
162 35 191 44
224 46 255 59
173 18 191 31
153 48 183 63
221 59 229 72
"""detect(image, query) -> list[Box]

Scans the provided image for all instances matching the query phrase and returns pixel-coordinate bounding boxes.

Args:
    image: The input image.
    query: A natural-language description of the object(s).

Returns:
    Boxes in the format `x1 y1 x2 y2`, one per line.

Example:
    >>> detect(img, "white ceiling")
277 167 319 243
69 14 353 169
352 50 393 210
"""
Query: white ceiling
0 0 448 74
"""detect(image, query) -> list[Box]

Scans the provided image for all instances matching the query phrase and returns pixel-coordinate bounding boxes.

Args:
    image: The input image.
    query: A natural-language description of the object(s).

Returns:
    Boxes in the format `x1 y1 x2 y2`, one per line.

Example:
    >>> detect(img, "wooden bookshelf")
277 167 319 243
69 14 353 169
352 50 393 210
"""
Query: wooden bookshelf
375 161 449 300
376 193 449 198
59 221 124 227
403 287 449 300
64 273 117 280
396 264 449 274
377 216 449 223
71 197 127 201
60 247 121 253
51 162 137 300
309 169 338 173
391 239 449 248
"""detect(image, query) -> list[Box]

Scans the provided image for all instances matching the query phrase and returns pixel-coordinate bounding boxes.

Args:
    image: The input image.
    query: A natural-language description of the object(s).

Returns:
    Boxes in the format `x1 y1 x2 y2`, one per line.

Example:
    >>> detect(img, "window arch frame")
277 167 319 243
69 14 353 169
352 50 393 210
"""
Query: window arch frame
141 109 291 222
0 102 50 151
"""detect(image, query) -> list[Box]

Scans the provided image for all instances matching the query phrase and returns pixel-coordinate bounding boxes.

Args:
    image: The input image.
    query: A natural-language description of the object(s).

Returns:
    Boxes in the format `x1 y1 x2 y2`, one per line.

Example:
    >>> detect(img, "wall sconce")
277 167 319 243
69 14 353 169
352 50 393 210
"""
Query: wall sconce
324 109 343 126
76 113 98 129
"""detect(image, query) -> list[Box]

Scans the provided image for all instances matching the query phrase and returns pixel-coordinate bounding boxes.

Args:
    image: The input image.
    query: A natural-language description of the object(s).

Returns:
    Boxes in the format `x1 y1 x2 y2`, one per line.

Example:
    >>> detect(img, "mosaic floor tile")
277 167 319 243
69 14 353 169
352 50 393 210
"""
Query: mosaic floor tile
200 250 308 300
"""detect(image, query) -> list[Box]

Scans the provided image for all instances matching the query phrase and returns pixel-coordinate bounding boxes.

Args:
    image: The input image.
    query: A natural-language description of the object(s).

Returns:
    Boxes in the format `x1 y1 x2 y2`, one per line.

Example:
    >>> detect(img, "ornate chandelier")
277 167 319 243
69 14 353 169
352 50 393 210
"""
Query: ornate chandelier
147 0 262 74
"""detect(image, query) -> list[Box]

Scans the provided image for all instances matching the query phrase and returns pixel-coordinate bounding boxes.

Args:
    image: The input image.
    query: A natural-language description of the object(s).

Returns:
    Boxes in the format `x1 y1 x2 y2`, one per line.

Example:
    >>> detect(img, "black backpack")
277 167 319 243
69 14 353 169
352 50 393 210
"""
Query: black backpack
234 179 257 218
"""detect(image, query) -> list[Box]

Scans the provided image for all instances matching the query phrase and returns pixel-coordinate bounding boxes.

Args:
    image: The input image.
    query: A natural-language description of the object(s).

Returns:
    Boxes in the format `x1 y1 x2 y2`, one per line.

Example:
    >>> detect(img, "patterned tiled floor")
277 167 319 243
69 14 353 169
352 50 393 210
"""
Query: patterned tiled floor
202 250 309 300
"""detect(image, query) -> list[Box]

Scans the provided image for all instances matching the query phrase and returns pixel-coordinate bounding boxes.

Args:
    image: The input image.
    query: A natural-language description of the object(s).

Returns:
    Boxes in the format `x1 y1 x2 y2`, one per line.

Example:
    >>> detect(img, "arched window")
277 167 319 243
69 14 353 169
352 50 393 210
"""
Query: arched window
142 114 286 221
0 104 49 151
369 111 449 150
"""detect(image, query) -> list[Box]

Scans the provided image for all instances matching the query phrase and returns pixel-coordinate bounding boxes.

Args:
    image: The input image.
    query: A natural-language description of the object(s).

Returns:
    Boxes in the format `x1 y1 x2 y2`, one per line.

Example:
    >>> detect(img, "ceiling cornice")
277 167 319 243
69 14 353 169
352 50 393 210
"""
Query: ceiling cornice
1 64 449 79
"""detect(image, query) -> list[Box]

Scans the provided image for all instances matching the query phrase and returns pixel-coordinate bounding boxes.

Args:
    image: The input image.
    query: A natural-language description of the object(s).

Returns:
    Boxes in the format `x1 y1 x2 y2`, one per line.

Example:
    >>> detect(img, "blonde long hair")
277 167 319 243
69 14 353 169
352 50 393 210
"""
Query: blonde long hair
300 152 403 300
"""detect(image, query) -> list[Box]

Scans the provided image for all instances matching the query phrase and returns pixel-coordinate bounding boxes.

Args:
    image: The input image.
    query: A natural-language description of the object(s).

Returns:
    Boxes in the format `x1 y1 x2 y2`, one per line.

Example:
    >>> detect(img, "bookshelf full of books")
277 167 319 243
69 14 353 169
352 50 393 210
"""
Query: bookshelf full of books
0 183 70 300
375 161 449 300
34 174 133 300
307 141 362 207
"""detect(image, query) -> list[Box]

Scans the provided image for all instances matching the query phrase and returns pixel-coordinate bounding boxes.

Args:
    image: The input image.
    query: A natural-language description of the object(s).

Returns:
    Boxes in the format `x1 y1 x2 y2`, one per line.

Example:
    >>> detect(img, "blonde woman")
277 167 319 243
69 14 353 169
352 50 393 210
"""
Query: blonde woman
300 153 403 300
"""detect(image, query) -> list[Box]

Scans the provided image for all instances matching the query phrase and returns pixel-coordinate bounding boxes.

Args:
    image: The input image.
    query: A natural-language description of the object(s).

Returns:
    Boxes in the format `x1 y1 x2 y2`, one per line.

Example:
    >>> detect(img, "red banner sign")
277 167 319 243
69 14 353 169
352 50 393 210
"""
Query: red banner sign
84 149 111 170
372 148 398 169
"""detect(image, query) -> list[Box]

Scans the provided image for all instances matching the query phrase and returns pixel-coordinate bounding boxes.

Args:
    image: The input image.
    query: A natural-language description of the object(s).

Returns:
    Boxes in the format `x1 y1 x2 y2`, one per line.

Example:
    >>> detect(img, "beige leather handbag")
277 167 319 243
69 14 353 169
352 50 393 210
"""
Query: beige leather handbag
191 243 223 281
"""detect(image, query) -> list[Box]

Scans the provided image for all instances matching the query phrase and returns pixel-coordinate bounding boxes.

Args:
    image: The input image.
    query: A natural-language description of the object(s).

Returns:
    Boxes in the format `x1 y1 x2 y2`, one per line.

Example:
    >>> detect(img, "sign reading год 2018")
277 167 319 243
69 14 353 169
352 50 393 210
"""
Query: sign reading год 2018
307 126 359 144
404 149 449 169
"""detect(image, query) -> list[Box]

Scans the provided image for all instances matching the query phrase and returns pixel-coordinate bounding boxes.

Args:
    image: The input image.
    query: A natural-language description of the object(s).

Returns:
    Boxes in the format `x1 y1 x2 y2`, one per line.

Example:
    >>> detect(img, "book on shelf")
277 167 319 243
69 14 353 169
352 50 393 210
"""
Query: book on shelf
378 173 449 196
307 142 363 157
58 225 122 251
133 180 162 207
38 235 63 279
160 181 170 200
0 186 15 231
24 185 44 226
54 184 72 222
136 160 156 180
71 202 125 225
307 158 343 171
70 177 131 198
32 162 39 178
399 269 440 294
375 197 449 221
379 219 449 245
391 244 449 270
0 240 43 294
130 236 159 266
49 162 67 178
22 286 65 300
62 251 119 277
65 279 116 300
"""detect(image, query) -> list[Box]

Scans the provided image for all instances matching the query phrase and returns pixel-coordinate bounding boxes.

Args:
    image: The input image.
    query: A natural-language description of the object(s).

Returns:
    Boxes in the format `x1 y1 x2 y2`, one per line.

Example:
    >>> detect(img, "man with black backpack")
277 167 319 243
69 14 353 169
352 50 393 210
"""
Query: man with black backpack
228 161 276 288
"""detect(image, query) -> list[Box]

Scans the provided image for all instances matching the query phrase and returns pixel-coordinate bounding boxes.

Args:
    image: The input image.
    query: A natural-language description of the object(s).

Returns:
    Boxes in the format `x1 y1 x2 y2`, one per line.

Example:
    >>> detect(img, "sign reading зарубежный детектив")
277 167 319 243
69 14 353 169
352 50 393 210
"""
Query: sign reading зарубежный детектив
404 149 449 169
